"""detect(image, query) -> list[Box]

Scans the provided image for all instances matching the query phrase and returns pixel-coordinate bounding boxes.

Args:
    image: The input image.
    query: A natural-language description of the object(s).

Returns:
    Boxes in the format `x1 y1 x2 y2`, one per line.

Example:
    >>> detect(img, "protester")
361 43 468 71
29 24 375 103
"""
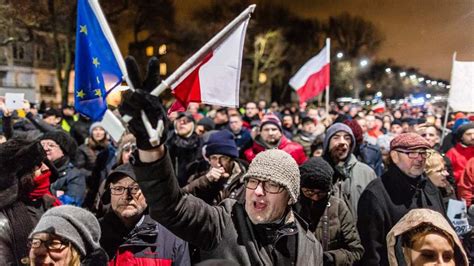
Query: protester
293 116 320 157
100 164 190 264
228 113 253 159
425 150 457 206
295 157 364 265
322 123 377 216
184 130 248 205
244 113 307 165
60 105 78 133
0 138 56 264
166 111 202 187
419 124 442 151
28 205 108 265
114 133 136 166
213 107 230 130
358 133 446 265
242 101 260 129
40 130 86 206
446 122 474 184
458 157 474 207
386 208 468 266
196 116 216 137
75 122 115 171
281 113 297 139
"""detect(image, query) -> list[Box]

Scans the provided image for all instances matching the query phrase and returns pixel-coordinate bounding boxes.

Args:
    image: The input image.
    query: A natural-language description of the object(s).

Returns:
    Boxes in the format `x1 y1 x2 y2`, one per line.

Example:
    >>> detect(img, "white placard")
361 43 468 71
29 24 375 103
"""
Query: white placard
447 199 471 236
101 109 126 142
5 93 24 110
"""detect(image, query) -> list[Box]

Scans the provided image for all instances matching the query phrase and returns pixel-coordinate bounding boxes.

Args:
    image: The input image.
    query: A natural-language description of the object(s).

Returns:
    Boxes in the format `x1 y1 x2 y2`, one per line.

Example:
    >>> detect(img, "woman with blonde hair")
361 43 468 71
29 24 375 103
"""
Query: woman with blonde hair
425 150 456 206
27 205 107 265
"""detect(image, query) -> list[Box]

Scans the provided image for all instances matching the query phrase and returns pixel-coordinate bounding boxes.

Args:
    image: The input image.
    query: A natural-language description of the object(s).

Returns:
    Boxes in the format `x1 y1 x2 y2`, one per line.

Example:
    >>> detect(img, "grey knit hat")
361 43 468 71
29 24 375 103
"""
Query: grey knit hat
244 149 300 204
29 205 102 257
323 123 356 154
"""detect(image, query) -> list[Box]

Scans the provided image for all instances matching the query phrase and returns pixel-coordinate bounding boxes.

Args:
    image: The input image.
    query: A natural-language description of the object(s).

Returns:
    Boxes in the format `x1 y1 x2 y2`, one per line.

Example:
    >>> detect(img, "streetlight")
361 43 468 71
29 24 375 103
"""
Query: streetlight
409 74 417 80
336 52 344 59
385 68 391 73
400 72 406 77
360 59 368 67
418 77 425 82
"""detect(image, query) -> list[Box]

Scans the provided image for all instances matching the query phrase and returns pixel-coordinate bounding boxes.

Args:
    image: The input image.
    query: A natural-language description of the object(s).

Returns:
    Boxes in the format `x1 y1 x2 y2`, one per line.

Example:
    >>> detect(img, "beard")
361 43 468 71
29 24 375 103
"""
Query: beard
329 144 350 163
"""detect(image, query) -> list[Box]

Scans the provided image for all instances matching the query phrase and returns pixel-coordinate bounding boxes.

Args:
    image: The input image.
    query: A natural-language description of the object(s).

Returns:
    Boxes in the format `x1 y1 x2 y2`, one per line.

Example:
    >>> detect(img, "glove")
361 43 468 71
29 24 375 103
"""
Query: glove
119 56 169 150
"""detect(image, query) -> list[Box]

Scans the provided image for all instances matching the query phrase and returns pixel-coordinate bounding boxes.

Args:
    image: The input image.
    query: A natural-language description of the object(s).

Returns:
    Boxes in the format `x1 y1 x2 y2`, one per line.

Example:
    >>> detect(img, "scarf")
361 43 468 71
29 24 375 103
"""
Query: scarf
28 171 61 206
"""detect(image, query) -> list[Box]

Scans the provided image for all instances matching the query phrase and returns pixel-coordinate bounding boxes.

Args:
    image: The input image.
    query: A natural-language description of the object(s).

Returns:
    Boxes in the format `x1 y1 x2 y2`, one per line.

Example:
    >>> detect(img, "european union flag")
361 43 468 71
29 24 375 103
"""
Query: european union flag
74 0 123 121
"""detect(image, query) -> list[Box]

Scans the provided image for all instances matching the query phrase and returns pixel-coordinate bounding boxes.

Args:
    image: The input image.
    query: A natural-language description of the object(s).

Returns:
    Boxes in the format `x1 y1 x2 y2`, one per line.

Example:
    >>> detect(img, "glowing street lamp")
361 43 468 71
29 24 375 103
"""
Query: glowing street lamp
400 72 406 77
336 52 344 59
385 68 391 73
360 59 368 67
418 77 425 82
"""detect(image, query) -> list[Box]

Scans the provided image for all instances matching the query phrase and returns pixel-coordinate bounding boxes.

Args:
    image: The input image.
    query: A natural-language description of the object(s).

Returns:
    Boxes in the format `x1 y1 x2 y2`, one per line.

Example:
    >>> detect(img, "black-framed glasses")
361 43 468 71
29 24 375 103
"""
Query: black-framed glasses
245 177 284 194
396 150 431 159
28 238 68 251
110 185 141 195
301 188 329 198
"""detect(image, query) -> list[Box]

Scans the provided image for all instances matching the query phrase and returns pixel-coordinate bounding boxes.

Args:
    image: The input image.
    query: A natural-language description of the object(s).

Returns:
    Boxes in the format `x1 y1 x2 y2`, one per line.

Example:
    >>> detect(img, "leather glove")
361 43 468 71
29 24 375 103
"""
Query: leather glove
119 56 168 150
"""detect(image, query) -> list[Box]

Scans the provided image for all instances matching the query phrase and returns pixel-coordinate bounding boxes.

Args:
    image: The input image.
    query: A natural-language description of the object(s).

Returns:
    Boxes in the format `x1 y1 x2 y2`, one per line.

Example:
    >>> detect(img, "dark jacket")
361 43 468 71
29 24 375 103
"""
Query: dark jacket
50 159 87 206
232 128 253 159
132 150 323 265
100 212 190 266
295 196 364 266
183 159 247 205
166 131 202 187
292 130 318 157
356 143 383 177
357 164 446 266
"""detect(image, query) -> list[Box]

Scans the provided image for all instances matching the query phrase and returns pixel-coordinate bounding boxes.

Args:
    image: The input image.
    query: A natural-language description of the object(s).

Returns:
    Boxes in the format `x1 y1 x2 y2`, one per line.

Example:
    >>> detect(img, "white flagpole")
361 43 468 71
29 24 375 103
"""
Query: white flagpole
325 38 330 113
441 52 457 143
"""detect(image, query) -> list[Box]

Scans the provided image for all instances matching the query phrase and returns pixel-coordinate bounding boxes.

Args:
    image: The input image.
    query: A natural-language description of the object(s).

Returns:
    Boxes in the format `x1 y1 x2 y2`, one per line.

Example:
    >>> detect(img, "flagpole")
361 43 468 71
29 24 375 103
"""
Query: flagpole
325 38 330 114
441 52 457 143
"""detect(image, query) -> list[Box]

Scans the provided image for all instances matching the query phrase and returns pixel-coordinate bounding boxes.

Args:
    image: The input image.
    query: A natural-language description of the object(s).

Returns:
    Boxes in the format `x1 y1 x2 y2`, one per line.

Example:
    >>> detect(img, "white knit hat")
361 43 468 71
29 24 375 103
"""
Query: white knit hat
244 149 300 204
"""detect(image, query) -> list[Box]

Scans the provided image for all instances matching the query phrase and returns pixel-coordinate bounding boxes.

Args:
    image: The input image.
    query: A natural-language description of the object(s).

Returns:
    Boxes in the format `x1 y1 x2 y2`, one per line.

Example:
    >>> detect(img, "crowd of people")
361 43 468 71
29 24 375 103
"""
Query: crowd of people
0 60 473 265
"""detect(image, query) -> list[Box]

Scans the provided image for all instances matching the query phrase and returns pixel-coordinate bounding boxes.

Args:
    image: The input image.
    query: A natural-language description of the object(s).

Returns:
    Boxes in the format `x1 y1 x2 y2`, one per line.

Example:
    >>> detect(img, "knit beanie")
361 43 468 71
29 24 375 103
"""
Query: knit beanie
323 123 356 153
29 205 103 257
243 149 300 204
456 122 474 142
205 130 238 158
260 113 282 132
343 119 363 145
88 122 104 135
299 157 334 191
41 130 77 157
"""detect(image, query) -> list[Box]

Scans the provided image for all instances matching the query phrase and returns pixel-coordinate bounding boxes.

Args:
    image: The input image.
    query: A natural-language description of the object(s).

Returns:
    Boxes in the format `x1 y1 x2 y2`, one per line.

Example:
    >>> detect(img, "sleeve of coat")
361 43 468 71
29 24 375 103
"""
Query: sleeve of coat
182 173 221 204
133 151 228 250
325 200 364 266
173 238 191 266
62 170 86 206
0 213 15 265
357 189 386 266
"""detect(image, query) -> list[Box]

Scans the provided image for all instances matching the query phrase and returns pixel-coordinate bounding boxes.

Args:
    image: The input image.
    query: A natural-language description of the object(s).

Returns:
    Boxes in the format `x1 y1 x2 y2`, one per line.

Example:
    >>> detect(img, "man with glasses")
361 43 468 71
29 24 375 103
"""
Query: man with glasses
99 163 190 265
357 133 446 265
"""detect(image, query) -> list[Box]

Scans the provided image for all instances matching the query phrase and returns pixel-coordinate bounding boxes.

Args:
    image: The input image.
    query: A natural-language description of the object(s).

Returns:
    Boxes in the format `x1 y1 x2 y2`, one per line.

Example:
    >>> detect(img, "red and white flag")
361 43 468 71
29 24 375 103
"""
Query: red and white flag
289 39 330 104
167 5 255 113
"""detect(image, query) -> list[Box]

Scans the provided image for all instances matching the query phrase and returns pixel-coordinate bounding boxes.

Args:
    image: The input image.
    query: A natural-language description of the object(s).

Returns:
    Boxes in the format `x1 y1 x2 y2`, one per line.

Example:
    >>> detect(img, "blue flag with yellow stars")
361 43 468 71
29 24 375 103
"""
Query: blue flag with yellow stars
74 0 123 121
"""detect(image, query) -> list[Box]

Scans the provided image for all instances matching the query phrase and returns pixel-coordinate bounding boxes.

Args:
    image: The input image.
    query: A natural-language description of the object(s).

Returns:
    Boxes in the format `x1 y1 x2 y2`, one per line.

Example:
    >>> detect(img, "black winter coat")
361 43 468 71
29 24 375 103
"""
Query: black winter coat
357 164 446 266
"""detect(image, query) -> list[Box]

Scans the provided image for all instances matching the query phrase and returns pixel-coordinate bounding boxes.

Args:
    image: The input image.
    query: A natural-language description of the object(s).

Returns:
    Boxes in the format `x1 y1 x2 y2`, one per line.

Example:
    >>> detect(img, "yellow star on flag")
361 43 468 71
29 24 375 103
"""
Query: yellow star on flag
80 25 87 35
76 90 85 99
92 57 100 68
94 89 102 97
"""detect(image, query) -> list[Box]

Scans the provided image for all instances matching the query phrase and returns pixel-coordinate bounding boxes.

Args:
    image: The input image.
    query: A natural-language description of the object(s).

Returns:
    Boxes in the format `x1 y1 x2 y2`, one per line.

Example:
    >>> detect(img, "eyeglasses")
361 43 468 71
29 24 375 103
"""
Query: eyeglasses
396 150 431 159
40 141 60 150
122 143 137 152
28 238 68 251
110 185 141 195
245 177 284 194
301 188 329 198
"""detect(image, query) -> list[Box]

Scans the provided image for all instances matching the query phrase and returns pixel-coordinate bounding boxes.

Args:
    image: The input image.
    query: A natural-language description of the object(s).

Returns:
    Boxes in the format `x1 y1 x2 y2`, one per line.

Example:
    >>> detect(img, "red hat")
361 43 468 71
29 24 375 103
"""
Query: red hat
260 113 282 132
390 133 430 151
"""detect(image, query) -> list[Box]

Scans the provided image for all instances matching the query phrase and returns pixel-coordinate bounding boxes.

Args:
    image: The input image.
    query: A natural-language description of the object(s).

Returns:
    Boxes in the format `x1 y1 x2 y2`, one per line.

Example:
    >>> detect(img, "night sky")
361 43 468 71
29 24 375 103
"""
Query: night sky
177 0 474 80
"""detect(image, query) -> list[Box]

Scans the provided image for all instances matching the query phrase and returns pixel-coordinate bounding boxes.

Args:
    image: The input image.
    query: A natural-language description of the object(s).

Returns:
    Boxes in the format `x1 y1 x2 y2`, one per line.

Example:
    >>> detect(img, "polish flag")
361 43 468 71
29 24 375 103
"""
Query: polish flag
289 39 330 104
166 5 255 113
